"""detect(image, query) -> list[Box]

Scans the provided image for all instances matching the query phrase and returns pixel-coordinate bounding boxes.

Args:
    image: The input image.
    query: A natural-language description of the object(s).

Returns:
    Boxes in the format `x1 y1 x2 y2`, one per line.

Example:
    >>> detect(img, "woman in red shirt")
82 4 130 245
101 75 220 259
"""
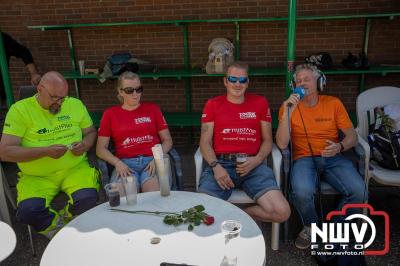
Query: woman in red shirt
96 71 173 192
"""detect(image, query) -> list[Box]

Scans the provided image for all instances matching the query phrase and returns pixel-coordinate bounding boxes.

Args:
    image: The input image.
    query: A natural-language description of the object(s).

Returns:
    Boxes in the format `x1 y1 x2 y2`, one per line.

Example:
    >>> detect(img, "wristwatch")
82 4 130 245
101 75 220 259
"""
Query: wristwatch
209 160 219 168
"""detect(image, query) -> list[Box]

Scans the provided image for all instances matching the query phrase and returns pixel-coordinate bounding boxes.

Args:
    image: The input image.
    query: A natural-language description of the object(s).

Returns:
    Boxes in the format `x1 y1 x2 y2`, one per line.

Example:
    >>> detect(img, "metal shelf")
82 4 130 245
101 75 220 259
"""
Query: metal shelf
63 65 400 80
28 13 400 31
62 67 287 80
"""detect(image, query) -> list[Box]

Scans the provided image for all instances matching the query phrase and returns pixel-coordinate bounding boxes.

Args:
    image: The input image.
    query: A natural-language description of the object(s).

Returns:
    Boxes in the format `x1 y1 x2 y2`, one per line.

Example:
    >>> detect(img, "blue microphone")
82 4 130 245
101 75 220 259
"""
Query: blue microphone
293 86 305 100
287 86 305 107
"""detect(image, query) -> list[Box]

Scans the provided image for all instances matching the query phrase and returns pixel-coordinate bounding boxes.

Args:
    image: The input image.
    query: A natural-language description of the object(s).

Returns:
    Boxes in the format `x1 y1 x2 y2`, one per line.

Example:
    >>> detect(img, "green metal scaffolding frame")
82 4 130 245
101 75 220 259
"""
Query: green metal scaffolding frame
1 3 399 127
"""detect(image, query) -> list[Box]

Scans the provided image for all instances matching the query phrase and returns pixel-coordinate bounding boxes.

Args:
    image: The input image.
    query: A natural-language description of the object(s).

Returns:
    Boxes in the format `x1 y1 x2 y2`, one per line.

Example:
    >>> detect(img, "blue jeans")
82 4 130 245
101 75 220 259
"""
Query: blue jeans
110 156 155 189
198 159 279 201
290 154 367 226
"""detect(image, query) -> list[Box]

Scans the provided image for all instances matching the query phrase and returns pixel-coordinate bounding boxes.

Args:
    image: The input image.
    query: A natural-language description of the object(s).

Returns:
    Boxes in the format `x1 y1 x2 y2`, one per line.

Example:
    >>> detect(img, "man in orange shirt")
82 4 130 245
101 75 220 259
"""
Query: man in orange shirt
276 64 367 249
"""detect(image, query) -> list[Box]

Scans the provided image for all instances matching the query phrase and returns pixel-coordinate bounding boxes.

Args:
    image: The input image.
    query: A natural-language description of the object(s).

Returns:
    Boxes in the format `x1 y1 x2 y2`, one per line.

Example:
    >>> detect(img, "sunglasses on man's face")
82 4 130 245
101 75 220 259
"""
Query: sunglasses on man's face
227 76 249 84
121 86 144 94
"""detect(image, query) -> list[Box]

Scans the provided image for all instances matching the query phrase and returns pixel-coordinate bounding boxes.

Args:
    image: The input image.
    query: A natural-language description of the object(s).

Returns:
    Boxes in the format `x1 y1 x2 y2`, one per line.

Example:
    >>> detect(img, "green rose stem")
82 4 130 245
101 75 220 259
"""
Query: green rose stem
110 209 178 216
109 205 214 231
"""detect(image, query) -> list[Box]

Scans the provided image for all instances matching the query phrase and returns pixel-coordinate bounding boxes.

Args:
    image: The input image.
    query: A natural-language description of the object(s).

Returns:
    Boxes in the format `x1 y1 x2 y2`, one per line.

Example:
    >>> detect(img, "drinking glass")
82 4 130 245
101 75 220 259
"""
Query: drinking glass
236 153 247 165
235 153 247 174
220 220 242 266
122 175 137 205
104 183 120 207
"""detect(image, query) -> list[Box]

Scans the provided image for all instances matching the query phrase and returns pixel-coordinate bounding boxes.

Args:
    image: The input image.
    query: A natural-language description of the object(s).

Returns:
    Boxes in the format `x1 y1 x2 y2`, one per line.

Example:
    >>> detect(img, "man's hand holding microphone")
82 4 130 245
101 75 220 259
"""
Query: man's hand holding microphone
284 86 305 109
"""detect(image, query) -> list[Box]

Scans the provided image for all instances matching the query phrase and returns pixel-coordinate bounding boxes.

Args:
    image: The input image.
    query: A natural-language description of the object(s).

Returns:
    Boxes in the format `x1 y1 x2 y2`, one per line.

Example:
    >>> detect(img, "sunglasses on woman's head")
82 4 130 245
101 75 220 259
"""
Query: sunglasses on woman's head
227 76 248 84
121 86 144 94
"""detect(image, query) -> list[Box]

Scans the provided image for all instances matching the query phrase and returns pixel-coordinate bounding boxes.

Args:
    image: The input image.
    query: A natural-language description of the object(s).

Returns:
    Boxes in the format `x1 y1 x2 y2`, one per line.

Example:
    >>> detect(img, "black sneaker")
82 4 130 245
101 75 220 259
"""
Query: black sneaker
295 226 311 249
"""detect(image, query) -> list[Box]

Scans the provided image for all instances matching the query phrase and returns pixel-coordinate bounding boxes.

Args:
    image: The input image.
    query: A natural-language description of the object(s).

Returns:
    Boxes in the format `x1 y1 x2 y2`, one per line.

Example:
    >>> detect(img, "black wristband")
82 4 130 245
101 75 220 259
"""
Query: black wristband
339 142 345 152
209 160 219 168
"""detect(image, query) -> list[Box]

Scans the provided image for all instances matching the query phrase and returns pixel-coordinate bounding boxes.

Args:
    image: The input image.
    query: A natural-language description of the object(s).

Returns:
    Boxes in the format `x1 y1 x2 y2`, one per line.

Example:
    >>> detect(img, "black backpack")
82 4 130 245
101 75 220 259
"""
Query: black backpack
368 108 400 170
342 52 370 70
305 52 333 70
108 53 139 75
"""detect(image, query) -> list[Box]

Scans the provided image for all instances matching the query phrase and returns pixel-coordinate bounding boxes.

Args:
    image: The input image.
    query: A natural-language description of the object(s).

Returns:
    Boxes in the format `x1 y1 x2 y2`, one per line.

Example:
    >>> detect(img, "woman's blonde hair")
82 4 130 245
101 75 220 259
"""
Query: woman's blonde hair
116 71 141 103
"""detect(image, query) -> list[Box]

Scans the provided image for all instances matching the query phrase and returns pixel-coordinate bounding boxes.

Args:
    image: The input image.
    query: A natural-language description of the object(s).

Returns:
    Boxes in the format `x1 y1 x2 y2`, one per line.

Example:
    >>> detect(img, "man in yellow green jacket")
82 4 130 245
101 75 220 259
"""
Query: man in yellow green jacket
0 71 99 238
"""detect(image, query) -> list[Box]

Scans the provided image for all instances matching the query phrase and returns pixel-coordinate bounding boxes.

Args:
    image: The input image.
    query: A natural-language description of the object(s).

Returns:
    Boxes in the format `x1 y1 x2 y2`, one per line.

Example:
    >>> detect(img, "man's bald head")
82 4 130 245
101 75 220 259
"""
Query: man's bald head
37 71 69 114
39 71 68 93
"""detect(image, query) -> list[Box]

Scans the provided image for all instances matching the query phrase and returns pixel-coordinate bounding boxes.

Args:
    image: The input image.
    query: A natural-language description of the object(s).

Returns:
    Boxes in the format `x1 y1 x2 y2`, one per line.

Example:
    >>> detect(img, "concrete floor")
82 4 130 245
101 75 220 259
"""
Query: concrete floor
1 145 400 266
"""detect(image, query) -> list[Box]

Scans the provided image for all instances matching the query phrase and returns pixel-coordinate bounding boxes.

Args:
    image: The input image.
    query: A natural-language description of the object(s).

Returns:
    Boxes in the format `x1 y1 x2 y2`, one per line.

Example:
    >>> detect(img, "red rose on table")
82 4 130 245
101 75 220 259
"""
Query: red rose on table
203 215 215 225
112 204 214 231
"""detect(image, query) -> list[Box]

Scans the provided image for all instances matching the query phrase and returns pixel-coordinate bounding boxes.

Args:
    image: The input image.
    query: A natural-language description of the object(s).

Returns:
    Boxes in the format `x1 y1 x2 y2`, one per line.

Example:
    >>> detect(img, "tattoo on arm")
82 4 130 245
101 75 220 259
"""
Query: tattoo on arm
201 124 209 133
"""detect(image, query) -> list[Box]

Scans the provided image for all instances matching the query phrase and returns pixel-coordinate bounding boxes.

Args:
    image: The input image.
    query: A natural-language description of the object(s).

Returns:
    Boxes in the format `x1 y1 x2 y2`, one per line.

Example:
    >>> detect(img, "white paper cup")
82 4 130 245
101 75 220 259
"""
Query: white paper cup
78 60 85 75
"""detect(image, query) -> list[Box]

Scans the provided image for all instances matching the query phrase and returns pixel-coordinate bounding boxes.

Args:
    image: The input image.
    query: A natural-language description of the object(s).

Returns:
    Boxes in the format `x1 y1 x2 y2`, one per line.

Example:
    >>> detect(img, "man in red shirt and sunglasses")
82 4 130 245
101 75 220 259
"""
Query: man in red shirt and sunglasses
199 61 290 223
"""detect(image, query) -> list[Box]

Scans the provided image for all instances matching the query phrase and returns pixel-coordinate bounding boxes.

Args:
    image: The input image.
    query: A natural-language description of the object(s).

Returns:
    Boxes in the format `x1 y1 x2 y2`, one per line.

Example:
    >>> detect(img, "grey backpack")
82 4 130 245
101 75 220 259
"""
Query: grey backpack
205 38 234 74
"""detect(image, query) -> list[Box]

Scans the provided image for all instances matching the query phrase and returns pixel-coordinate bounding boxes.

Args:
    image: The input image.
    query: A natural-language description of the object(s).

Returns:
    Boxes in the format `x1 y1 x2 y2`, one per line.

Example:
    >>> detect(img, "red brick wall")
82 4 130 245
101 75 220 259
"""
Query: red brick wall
1 0 399 144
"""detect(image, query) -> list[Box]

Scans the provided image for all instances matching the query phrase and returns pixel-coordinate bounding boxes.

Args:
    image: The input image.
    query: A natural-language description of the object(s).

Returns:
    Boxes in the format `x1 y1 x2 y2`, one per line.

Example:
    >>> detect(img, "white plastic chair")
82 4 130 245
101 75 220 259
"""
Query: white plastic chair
356 86 400 197
194 144 282 250
0 162 35 256
0 85 39 256
0 163 13 225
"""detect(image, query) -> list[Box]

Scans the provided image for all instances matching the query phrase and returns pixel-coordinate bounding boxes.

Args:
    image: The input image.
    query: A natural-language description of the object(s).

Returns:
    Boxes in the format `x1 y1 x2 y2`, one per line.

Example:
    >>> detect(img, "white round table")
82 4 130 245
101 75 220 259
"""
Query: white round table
41 191 265 266
0 221 17 262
